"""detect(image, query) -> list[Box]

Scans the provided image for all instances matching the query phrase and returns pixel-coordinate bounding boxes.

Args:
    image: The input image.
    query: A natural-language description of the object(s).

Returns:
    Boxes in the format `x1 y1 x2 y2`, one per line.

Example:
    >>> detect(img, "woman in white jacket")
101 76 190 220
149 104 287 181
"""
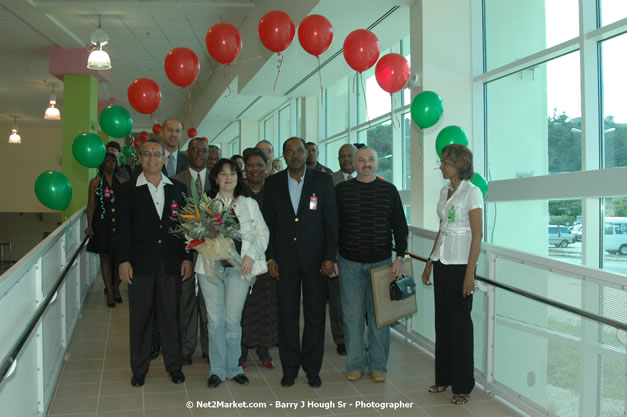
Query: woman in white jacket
196 158 269 389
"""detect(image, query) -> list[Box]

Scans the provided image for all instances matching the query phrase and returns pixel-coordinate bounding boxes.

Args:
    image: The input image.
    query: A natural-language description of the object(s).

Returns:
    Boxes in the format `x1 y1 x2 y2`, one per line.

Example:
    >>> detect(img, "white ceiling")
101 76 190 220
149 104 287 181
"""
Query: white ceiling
0 0 411 140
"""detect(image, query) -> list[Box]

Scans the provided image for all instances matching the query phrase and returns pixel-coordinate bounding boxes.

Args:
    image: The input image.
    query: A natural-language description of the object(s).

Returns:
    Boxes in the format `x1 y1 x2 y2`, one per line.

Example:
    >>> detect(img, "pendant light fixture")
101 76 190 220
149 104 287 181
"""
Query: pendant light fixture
8 117 21 144
44 84 61 120
87 15 111 70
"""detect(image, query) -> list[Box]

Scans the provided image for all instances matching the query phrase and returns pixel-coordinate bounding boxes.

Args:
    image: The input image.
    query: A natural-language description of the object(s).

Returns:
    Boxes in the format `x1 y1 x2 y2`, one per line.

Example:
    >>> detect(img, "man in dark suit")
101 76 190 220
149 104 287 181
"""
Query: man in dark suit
328 144 358 357
117 138 193 387
162 119 189 176
263 137 338 389
173 137 212 366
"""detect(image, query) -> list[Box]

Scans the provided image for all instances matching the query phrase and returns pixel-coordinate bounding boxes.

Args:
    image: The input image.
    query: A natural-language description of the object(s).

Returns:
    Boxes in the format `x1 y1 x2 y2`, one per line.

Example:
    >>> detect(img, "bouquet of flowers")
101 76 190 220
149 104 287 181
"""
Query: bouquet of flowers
170 192 242 283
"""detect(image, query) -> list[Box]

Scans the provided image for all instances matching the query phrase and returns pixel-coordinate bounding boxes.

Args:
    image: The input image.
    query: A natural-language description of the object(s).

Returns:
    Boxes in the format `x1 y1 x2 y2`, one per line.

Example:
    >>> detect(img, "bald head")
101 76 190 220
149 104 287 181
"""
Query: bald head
338 144 357 174
354 147 379 182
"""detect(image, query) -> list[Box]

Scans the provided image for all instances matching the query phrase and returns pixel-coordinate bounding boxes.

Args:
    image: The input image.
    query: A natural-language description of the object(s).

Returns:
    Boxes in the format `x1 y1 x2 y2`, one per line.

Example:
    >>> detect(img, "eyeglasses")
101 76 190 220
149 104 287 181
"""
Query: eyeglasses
142 151 163 159
284 149 306 157
188 147 207 154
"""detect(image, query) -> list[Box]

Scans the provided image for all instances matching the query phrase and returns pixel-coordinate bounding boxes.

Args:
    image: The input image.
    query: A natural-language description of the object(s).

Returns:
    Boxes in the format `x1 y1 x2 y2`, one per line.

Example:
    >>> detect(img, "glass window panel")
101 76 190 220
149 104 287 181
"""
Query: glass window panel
401 35 411 106
486 199 582 265
296 98 302 137
263 117 274 148
323 136 348 173
357 65 391 124
325 76 349 137
601 34 627 169
484 0 579 71
602 197 627 275
600 0 627 26
401 112 412 190
486 52 581 181
278 105 291 143
356 120 393 183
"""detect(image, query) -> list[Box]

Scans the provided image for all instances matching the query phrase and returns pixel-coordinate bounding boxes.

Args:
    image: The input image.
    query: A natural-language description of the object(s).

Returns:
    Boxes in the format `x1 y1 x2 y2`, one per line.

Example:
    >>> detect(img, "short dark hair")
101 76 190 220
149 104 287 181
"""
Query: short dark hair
442 144 474 181
208 144 221 153
106 141 121 152
139 138 165 155
231 154 243 162
282 137 307 154
354 143 366 149
209 158 245 198
243 147 267 165
189 137 208 149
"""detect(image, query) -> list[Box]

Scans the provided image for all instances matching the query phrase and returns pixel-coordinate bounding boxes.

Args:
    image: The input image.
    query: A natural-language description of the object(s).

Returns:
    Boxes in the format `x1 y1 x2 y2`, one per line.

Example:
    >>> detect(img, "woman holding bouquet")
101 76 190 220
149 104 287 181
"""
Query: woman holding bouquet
196 158 270 389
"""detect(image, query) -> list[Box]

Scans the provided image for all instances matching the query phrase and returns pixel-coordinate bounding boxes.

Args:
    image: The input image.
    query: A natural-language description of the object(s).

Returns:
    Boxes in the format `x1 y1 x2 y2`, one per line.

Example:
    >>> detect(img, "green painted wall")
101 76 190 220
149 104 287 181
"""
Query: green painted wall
61 74 99 218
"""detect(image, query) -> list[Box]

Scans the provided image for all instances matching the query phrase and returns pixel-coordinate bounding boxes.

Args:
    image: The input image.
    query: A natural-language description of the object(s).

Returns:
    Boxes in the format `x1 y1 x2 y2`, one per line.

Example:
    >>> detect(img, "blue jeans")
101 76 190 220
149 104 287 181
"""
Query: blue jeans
338 256 391 373
197 265 250 380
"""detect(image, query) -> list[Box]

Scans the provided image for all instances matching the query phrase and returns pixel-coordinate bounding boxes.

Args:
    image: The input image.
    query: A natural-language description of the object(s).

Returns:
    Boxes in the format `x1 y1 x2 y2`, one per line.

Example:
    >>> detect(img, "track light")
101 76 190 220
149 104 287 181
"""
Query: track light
44 85 61 120
8 117 21 144
87 15 111 70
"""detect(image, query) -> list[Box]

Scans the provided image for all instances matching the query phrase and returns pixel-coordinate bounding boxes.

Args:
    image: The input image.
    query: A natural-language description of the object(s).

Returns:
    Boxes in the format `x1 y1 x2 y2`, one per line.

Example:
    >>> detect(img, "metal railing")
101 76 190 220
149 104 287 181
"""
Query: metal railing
0 209 98 417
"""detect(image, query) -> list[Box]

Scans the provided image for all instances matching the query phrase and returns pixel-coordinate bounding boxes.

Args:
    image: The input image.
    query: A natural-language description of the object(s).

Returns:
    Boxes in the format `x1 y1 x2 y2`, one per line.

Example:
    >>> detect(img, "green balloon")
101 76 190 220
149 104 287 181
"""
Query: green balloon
411 91 443 129
470 172 488 198
99 104 133 138
435 125 468 157
34 170 72 211
119 155 126 165
72 133 106 168
122 145 133 157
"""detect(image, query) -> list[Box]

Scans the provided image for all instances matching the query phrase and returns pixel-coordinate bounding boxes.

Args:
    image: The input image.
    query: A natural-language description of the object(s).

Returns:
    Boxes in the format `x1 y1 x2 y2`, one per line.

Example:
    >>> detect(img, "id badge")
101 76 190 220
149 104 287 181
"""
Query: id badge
104 188 111 199
309 194 318 210
171 201 179 217
447 207 456 223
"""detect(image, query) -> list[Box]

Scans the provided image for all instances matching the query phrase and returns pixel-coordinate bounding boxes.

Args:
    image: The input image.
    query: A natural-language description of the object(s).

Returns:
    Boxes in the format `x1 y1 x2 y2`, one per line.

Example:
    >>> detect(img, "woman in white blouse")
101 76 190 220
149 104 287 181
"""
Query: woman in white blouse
196 158 269 389
421 144 483 405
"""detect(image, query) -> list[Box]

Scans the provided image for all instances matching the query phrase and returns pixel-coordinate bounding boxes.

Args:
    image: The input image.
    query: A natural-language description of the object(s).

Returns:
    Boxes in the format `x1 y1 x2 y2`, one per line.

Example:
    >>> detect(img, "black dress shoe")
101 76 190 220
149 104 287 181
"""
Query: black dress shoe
131 375 145 387
307 374 322 388
114 295 123 303
150 345 160 360
336 344 346 356
207 374 222 388
107 302 115 308
182 354 192 366
169 370 185 384
231 374 249 385
280 376 295 387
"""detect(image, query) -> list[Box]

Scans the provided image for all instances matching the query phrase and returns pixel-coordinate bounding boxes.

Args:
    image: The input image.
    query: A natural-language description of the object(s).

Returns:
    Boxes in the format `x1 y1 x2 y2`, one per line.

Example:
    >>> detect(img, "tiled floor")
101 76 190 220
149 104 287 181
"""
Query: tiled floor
47 284 525 417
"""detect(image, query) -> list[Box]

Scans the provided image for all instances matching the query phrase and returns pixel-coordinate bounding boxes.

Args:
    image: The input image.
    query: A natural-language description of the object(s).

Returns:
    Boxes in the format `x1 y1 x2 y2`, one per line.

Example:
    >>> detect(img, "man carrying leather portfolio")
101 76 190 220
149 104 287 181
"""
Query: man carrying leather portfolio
334 146 408 384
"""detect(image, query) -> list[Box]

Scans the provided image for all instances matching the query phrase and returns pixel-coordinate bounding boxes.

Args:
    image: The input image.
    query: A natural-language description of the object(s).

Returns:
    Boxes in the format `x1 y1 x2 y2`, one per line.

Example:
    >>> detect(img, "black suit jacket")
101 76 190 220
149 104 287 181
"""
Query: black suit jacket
116 175 191 275
263 168 338 273
173 168 212 196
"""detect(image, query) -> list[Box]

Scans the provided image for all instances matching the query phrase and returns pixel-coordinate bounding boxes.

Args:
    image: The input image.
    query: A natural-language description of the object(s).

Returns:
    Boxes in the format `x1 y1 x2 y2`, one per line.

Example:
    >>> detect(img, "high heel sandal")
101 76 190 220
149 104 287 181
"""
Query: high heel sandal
451 394 469 405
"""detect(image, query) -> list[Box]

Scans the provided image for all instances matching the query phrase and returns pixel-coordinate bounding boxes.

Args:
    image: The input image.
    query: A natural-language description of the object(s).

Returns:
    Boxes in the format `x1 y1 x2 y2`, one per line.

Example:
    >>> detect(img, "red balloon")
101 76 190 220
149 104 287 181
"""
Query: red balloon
127 78 161 114
187 128 197 138
343 29 380 73
133 137 142 149
164 47 200 88
375 53 410 94
152 124 161 135
201 137 208 142
258 10 295 53
139 131 149 141
298 15 333 57
206 23 242 65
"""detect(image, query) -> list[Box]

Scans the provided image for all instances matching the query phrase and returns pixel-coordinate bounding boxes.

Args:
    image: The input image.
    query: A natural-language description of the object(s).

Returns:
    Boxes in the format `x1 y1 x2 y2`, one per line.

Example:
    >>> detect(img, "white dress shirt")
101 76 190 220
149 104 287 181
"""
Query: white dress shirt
431 180 483 265
343 171 354 181
136 172 173 220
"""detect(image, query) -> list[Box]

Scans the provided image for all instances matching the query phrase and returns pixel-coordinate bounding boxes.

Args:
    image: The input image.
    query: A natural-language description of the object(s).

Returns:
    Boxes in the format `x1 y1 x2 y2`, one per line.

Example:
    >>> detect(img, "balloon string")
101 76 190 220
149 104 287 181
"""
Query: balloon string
317 56 323 99
352 72 357 94
273 53 284 92
360 72 370 128
188 91 194 128
223 65 233 96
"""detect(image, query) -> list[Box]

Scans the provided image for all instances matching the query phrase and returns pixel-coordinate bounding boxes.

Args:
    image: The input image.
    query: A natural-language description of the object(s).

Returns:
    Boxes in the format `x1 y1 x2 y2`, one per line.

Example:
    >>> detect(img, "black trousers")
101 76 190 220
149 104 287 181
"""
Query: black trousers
432 261 475 394
128 266 183 377
327 276 344 345
277 263 328 378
